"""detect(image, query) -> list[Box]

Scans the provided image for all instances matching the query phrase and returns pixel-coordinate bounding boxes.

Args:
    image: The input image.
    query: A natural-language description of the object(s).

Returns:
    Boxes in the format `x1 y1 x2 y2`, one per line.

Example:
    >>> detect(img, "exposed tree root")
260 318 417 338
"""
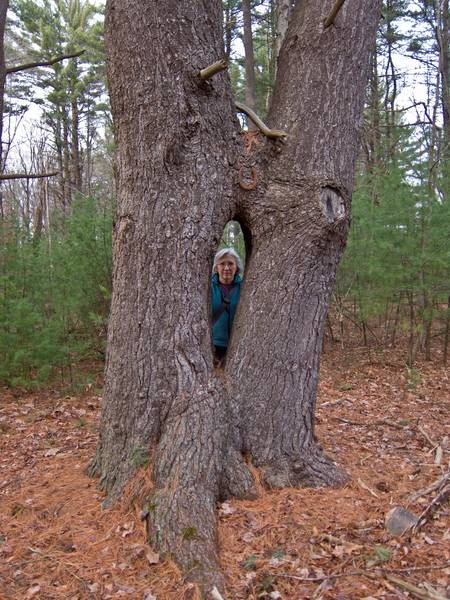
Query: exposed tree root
259 445 349 489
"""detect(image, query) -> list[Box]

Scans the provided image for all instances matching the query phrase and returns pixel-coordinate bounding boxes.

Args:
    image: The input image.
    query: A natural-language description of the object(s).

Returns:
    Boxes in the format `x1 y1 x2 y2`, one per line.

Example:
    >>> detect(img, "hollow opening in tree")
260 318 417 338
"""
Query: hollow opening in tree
211 220 250 365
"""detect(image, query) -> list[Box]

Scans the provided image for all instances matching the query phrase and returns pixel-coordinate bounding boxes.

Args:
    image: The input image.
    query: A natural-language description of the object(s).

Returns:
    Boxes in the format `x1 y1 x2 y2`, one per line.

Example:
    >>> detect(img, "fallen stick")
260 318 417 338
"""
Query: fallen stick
416 425 438 449
357 478 380 498
312 557 352 598
409 469 450 503
385 574 448 600
320 398 344 407
413 477 450 532
275 560 450 582
334 417 407 430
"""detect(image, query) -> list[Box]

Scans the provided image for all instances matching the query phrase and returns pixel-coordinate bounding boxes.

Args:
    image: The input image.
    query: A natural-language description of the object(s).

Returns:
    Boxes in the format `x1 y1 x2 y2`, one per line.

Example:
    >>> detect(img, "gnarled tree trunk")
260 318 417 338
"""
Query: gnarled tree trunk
90 0 382 595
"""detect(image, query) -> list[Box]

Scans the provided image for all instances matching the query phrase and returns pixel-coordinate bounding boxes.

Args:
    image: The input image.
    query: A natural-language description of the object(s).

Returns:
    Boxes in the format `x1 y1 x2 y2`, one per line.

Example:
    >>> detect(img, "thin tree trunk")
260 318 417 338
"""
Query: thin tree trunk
223 2 235 62
383 0 398 159
407 291 419 367
0 0 8 170
390 292 402 346
274 0 293 75
326 314 335 345
437 0 450 163
71 95 82 192
443 295 450 365
242 0 257 129
62 109 70 214
85 104 93 196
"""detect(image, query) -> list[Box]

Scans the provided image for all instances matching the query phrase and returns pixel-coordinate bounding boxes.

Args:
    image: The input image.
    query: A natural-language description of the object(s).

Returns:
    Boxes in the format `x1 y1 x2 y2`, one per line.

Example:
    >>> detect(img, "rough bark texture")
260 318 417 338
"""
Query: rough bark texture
229 0 381 489
91 0 382 595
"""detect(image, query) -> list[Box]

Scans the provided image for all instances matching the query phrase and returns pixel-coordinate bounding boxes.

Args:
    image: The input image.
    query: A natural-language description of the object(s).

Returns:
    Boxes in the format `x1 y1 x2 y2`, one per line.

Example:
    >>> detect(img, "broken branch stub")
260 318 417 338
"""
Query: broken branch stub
199 59 228 81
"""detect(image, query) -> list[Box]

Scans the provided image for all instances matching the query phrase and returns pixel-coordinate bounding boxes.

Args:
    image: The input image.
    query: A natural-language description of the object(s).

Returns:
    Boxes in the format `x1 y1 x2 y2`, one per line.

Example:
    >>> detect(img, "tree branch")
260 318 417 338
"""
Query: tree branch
323 0 347 28
0 171 58 180
199 59 227 80
6 50 85 76
235 101 287 139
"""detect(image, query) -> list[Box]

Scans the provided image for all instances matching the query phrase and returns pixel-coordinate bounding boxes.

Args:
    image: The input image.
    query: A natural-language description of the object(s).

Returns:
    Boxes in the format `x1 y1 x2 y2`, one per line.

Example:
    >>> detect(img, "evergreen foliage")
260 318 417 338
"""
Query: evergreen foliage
0 195 113 387
1 0 449 385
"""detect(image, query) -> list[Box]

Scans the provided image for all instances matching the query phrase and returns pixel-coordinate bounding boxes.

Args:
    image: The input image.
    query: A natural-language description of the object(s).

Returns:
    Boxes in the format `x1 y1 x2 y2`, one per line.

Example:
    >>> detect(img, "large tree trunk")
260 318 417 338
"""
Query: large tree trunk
90 0 381 595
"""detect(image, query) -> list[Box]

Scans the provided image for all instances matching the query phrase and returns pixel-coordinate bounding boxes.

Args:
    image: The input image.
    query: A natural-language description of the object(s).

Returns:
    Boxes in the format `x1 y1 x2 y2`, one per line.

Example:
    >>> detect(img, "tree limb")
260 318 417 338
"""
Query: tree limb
235 101 287 139
6 50 85 75
0 172 58 180
323 0 347 29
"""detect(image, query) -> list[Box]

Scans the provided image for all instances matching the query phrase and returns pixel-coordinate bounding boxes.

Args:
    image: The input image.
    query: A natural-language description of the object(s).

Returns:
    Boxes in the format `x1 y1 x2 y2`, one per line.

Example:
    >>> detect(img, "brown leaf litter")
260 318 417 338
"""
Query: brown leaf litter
0 344 449 599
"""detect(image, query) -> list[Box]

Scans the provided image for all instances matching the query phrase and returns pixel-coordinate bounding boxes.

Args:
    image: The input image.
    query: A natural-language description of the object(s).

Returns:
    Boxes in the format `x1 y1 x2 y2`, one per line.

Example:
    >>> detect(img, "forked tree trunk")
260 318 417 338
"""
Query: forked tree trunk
90 0 381 595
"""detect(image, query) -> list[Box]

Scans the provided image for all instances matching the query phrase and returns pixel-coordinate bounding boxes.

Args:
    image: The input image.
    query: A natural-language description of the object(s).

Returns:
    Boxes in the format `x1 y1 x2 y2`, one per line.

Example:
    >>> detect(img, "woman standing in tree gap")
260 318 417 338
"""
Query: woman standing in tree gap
211 248 242 365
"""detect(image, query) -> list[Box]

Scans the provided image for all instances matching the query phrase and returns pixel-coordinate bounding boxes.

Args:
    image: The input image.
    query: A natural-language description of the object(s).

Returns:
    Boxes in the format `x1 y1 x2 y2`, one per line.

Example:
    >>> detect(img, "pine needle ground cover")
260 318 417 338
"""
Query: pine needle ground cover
0 346 449 600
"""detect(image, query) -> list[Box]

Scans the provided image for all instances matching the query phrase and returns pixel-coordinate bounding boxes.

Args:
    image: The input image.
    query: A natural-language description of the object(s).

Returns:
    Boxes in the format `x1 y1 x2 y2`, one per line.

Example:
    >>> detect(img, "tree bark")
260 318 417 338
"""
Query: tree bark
90 0 382 595
230 0 381 488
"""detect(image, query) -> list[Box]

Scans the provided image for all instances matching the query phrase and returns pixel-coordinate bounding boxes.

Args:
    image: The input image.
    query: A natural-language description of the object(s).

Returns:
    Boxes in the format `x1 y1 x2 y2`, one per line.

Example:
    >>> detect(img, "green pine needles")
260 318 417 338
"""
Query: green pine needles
0 195 113 388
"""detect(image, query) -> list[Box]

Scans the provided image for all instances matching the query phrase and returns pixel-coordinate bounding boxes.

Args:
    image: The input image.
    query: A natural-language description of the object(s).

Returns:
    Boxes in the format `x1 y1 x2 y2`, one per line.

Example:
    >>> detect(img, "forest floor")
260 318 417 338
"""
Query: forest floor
0 343 449 600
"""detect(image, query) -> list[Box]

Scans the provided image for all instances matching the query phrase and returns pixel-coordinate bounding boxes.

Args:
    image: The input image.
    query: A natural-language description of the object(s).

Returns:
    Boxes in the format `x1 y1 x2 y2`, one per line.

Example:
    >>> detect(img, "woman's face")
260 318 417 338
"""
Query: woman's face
216 254 237 284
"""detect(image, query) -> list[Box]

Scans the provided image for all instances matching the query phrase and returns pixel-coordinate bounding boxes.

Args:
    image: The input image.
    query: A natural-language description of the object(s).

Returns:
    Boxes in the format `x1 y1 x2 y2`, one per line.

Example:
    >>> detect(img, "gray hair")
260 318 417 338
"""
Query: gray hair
213 247 243 274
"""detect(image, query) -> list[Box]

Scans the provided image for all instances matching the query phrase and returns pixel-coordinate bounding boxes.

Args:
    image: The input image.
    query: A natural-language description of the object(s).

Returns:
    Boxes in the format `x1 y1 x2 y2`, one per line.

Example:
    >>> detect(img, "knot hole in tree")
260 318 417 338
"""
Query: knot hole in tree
320 186 345 224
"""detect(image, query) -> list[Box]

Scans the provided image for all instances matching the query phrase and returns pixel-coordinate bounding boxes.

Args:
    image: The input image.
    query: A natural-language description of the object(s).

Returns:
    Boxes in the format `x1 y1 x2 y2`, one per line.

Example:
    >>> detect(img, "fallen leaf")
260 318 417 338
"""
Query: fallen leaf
44 448 60 457
145 549 160 565
219 502 235 516
332 545 345 558
25 585 41 599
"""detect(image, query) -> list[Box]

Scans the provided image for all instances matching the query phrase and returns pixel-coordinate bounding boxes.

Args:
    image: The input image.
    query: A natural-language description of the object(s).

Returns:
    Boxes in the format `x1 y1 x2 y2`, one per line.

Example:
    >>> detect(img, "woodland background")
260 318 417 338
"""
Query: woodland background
0 0 449 389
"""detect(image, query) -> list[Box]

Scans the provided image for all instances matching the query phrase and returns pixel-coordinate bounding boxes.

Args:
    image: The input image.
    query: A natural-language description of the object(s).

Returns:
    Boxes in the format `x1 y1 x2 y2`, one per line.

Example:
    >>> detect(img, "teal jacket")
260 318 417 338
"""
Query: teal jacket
211 273 241 348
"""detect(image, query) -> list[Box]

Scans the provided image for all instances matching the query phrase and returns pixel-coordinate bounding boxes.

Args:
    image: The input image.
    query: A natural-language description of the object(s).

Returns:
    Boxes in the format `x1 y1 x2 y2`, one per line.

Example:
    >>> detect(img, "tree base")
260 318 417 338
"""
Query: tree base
259 445 349 489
